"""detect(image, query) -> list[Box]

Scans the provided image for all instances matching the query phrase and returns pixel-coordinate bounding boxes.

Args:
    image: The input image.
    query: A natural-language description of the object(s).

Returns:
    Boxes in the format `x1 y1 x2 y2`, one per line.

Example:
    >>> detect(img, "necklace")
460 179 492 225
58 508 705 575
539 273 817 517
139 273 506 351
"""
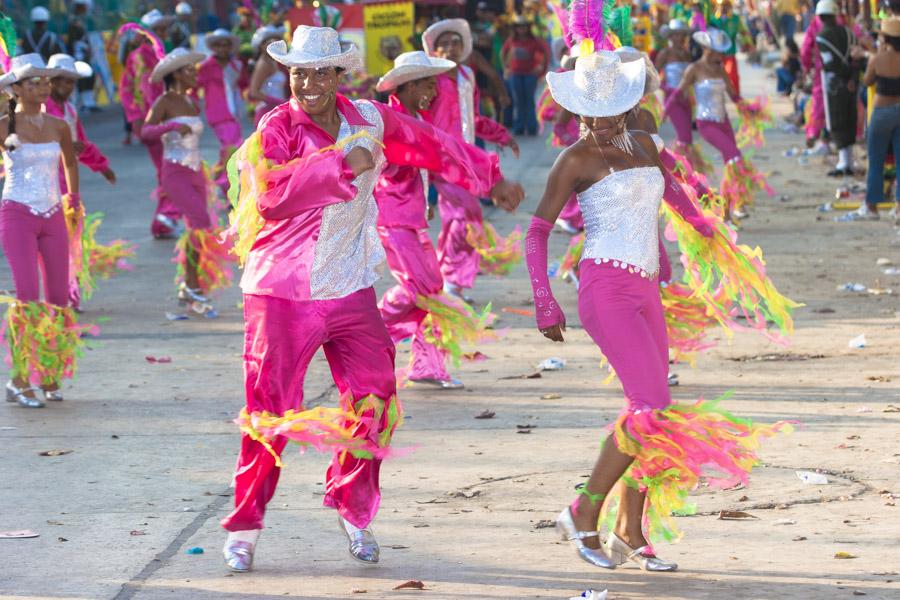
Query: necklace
21 112 44 129
610 132 634 155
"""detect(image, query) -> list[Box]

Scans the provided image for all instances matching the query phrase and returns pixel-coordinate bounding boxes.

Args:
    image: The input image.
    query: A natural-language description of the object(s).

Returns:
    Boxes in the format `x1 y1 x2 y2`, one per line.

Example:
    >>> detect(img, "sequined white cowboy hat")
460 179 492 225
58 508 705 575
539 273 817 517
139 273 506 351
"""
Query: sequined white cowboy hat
150 47 205 83
815 0 839 15
422 18 473 62
251 24 286 51
662 18 691 37
546 51 646 118
615 46 660 95
47 53 93 79
267 25 361 71
141 9 174 29
693 28 733 53
375 51 455 92
0 53 67 90
205 28 240 51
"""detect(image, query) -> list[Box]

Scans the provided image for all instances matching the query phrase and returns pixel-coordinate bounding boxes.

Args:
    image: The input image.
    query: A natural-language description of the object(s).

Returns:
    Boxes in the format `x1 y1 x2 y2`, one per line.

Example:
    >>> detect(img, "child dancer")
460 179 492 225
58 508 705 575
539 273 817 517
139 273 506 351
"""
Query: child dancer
0 54 90 407
527 50 789 571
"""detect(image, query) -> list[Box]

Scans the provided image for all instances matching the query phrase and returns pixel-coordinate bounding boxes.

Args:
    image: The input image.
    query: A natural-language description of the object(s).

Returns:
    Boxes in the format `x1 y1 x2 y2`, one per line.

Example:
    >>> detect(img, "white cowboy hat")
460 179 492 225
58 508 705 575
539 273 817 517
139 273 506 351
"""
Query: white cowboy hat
47 54 93 79
251 24 286 51
150 47 205 83
267 25 361 72
0 54 66 90
546 51 646 118
375 51 455 92
693 28 733 53
205 28 240 51
141 9 174 29
422 18 473 62
175 2 193 16
816 0 839 15
663 19 691 36
615 46 660 95
30 6 50 22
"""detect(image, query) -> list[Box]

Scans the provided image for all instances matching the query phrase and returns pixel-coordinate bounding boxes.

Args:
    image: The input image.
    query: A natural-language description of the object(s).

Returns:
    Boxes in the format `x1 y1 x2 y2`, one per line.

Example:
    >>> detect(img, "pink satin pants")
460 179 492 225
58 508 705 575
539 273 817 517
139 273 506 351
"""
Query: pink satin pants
160 161 212 230
697 119 742 163
222 288 397 531
664 88 694 145
378 226 450 381
578 261 671 411
436 181 482 290
559 195 584 231
144 138 183 237
0 202 69 306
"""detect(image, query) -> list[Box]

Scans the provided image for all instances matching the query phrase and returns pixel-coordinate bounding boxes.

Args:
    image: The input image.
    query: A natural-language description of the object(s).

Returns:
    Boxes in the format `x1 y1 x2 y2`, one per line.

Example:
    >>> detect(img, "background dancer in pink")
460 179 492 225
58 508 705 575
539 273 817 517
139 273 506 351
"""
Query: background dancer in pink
374 51 520 390
222 26 523 573
423 19 521 303
247 25 288 126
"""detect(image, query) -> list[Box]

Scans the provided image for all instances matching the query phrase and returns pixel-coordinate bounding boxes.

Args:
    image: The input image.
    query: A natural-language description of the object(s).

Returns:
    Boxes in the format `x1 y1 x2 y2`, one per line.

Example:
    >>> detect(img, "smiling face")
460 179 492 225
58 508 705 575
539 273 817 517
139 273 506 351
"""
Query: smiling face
12 77 52 105
579 113 627 145
433 31 464 64
290 66 340 117
50 75 76 101
398 75 439 111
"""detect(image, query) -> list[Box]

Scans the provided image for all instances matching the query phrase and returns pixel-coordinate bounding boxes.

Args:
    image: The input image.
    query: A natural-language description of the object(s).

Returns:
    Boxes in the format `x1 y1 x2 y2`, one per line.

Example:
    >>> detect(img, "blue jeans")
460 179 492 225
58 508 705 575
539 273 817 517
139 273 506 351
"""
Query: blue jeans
509 73 538 135
776 67 795 94
779 13 796 42
866 104 900 206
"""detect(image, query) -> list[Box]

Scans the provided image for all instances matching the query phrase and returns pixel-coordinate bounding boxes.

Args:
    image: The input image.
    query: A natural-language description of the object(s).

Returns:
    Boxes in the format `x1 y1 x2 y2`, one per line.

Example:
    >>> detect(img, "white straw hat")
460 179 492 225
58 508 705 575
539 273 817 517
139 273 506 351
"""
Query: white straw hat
693 28 733 53
665 19 691 35
422 18 473 62
150 47 205 83
546 51 646 118
251 25 286 51
175 2 193 16
376 51 455 92
141 9 173 29
267 25 361 72
615 46 660 95
30 6 50 22
47 53 93 79
0 54 66 90
205 28 240 51
816 0 839 15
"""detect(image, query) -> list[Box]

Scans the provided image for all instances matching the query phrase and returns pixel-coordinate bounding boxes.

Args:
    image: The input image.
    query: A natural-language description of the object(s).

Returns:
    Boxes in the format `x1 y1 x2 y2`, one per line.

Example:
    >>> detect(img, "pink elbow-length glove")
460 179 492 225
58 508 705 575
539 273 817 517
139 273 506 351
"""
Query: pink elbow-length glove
140 121 182 142
526 216 566 330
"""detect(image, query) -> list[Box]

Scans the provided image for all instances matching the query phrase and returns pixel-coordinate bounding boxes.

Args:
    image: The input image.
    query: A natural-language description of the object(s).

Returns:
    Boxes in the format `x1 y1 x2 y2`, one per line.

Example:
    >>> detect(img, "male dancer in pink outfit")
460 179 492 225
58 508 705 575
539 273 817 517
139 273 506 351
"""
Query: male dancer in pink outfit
221 26 523 572
119 10 182 238
423 19 520 302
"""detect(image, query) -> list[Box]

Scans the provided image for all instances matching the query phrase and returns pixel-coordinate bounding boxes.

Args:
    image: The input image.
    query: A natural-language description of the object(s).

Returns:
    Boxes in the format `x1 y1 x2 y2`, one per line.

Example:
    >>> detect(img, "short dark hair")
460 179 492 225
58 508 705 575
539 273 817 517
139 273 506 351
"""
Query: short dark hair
885 32 900 51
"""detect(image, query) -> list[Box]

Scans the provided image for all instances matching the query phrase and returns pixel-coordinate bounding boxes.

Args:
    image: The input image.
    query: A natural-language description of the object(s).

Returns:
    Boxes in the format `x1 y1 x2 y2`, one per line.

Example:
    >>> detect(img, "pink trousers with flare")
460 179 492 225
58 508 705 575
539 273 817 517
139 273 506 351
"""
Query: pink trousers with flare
378 226 450 381
436 181 482 290
222 287 398 531
144 138 184 237
697 119 742 164
578 261 671 411
0 202 69 305
664 88 694 145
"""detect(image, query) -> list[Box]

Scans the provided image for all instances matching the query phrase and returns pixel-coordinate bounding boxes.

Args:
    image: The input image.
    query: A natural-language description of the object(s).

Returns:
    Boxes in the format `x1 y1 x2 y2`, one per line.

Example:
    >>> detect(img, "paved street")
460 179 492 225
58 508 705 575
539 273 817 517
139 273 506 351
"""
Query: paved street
0 65 899 600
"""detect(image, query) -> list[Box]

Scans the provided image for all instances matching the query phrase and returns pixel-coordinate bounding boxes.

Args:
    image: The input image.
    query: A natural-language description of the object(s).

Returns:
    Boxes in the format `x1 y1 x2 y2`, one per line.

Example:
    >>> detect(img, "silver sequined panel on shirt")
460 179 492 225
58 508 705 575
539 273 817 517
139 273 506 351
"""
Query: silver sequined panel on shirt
579 166 664 277
1 142 62 217
162 115 204 171
457 67 475 144
309 100 386 300
694 79 728 122
664 62 689 89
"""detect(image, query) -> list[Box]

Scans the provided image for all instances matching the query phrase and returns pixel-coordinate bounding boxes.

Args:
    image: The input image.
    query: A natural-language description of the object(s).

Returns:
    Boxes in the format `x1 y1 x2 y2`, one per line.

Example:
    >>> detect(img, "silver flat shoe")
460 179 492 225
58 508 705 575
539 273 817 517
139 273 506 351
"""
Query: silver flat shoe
223 540 255 573
177 283 210 304
43 389 64 402
605 531 678 572
409 377 465 390
6 381 44 408
556 507 616 569
667 372 679 387
338 515 379 564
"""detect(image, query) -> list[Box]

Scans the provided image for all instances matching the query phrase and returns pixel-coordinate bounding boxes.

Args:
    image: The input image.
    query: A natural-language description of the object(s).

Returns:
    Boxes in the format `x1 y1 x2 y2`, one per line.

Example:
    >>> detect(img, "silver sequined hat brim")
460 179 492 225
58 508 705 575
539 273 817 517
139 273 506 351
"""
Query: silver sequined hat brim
376 55 455 92
267 39 362 72
545 54 646 118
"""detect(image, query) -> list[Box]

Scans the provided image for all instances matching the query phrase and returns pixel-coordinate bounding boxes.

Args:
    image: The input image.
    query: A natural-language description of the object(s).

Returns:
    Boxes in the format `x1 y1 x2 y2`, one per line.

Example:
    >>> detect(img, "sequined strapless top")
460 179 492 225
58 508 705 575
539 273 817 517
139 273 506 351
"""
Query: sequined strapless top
2 141 62 216
162 115 203 171
664 61 689 88
694 78 728 122
577 166 664 278
260 70 287 101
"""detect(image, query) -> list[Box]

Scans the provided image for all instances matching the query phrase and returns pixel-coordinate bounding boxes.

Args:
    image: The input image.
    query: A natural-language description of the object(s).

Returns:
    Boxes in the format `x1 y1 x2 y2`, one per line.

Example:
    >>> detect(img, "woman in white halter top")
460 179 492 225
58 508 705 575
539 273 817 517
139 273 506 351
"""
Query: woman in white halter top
248 27 289 126
142 48 229 315
526 49 788 574
0 53 84 407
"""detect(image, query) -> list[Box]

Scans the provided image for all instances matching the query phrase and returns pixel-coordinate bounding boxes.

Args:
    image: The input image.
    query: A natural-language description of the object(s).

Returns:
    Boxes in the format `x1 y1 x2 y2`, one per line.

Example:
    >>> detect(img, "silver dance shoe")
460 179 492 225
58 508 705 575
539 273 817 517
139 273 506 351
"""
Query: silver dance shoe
605 531 678 572
6 381 44 408
223 540 255 573
556 507 616 569
409 377 465 390
43 389 64 402
338 515 380 564
177 283 210 304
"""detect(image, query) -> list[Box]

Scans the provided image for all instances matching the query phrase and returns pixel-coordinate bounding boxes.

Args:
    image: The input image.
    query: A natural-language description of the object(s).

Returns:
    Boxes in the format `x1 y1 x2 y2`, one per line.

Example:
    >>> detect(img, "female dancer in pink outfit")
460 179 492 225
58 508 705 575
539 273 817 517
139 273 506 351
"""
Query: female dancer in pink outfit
222 26 523 572
0 54 85 407
526 50 788 572
247 25 288 126
374 51 514 390
423 19 521 302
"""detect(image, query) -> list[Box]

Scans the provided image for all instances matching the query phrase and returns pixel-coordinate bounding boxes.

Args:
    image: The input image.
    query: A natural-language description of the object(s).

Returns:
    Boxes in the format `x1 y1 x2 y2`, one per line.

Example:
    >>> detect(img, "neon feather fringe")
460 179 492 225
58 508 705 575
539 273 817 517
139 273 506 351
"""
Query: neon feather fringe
466 222 523 275
558 232 585 282
607 394 794 543
174 228 234 293
660 282 725 365
568 0 615 52
549 2 572 48
537 88 558 135
417 293 498 368
116 23 166 60
235 392 403 468
0 12 17 72
608 4 633 47
1 298 96 387
63 199 93 300
735 96 773 150
721 157 773 215
662 200 802 340
64 203 135 300
640 93 663 128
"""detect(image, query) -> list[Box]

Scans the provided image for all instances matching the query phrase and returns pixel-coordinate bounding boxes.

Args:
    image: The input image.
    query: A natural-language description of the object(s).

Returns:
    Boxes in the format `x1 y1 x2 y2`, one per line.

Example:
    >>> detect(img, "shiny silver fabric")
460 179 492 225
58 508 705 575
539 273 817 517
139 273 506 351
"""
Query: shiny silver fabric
556 507 617 569
578 165 664 278
2 142 62 217
162 115 204 171
606 532 678 571
223 540 255 572
339 515 380 564
260 70 287 103
663 61 689 89
457 66 476 144
6 380 45 408
694 78 728 122
309 100 386 300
